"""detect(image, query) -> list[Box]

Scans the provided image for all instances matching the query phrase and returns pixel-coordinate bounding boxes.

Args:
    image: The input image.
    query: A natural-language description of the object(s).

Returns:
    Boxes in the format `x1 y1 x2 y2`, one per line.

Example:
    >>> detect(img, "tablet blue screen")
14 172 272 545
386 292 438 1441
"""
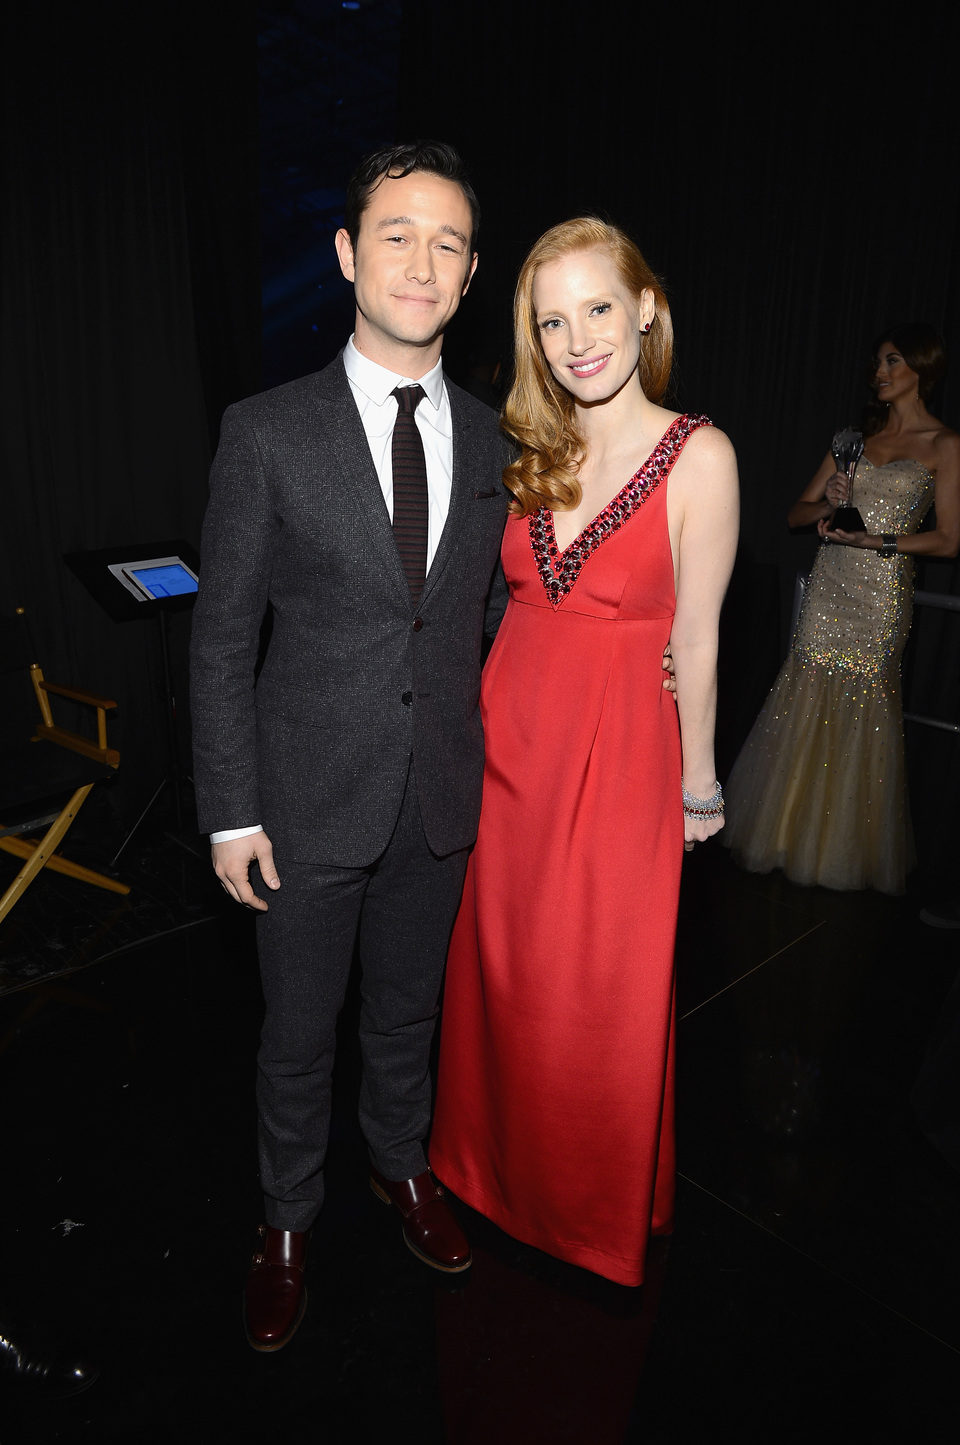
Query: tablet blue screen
130 564 198 598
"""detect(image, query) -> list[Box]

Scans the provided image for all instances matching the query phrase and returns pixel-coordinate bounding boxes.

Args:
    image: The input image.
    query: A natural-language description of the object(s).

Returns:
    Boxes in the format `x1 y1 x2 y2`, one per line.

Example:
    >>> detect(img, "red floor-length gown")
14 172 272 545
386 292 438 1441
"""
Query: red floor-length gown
431 414 710 1287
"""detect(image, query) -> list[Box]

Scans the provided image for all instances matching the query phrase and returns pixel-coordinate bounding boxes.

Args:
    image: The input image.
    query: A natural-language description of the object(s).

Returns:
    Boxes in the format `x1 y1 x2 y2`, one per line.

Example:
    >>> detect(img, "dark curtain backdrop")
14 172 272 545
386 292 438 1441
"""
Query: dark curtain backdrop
2 1 958 869
1 7 260 827
259 1 401 387
398 1 960 874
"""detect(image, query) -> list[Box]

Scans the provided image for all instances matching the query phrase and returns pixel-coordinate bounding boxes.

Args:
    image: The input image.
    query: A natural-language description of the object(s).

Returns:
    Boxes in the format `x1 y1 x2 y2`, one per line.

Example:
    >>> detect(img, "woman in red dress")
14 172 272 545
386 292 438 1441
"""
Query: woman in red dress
430 218 739 1286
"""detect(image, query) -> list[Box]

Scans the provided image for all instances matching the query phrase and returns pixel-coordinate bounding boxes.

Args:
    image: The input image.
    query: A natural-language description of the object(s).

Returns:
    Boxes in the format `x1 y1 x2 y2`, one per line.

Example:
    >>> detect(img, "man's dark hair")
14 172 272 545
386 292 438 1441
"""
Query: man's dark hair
344 140 480 254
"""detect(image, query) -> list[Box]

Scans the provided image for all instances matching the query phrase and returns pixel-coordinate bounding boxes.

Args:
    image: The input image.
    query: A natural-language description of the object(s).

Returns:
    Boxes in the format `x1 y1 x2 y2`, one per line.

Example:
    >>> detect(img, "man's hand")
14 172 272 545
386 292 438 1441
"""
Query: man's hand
662 644 677 699
212 831 280 911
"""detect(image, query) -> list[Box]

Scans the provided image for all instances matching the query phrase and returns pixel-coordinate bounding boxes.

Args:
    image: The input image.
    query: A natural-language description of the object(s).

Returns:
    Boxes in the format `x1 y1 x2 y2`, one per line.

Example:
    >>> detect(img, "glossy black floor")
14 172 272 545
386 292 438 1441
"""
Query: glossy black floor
1 797 958 1444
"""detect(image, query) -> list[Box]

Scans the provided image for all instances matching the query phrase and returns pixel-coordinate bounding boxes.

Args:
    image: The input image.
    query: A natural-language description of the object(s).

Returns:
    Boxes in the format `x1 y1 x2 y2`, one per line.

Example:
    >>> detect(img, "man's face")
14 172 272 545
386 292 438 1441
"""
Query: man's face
335 170 477 374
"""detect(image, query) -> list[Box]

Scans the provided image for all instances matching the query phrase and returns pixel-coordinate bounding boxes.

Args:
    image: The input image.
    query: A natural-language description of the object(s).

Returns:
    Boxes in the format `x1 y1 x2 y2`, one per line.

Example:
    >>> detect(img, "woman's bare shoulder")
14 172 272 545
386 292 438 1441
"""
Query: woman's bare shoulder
931 420 960 454
678 418 738 472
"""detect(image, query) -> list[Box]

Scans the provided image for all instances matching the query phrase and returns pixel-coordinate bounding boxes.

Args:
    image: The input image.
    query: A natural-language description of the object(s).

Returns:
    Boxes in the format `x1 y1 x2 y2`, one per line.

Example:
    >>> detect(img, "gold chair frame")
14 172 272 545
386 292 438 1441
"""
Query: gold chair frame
0 663 129 924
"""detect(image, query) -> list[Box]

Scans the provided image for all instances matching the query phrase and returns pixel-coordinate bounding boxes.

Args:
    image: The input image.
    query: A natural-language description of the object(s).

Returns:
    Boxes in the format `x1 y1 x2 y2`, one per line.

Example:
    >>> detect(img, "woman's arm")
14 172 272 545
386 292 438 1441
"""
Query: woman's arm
787 451 850 528
821 432 960 558
667 426 740 846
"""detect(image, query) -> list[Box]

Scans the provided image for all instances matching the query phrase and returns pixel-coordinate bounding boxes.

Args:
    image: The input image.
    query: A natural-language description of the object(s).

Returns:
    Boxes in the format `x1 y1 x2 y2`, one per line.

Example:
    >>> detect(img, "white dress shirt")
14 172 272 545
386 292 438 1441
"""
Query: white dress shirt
211 338 455 844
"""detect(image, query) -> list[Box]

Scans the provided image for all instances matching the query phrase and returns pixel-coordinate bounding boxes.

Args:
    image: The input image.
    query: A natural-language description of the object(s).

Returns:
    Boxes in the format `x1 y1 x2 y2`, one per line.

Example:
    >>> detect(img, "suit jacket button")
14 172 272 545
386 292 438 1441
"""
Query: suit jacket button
401 690 413 706
412 617 424 632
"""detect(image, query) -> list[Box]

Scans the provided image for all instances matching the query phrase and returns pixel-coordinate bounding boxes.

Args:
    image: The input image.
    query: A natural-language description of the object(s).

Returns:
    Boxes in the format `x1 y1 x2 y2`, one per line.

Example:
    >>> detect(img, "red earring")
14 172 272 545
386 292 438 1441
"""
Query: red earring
643 322 651 333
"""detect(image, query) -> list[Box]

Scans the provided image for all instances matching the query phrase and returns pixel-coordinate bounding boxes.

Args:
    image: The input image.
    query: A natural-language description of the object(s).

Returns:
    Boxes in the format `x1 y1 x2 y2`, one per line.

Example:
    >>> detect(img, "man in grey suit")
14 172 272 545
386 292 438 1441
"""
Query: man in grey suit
189 141 508 1351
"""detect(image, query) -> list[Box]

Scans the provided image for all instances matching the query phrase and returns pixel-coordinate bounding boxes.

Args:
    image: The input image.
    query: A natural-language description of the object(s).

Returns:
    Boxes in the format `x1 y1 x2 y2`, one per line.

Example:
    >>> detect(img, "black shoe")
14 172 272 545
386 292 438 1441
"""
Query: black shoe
0 1321 99 1399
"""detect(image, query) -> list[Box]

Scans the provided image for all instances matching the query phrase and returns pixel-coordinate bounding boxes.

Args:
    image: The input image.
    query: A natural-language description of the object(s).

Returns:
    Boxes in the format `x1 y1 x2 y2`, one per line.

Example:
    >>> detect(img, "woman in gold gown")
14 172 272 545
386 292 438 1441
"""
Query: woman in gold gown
724 324 960 893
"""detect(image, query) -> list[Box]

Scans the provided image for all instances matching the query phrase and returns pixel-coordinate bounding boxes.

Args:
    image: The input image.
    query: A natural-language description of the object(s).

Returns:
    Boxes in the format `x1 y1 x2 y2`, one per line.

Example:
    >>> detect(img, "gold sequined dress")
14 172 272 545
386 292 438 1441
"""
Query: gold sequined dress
724 457 935 894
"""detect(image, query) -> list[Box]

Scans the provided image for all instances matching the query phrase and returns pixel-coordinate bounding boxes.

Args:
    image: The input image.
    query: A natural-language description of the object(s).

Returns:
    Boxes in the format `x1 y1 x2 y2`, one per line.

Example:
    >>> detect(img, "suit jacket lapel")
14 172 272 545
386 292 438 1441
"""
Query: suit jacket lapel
315 356 411 602
420 383 476 608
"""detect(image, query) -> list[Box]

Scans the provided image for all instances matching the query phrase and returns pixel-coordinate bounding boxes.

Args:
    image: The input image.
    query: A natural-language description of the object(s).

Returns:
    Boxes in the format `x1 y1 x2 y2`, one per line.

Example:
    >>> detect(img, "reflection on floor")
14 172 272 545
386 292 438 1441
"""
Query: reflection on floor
1 813 958 1443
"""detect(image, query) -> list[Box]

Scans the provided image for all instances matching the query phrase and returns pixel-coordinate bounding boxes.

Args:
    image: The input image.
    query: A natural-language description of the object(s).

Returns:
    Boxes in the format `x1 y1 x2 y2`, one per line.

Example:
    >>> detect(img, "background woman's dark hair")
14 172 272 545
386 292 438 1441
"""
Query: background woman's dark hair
861 321 948 436
344 140 480 253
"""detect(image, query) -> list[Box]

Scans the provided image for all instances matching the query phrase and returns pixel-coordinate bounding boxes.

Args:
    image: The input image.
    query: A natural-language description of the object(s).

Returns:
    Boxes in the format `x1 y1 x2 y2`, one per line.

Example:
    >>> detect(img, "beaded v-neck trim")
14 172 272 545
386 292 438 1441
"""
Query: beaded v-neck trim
529 413 711 608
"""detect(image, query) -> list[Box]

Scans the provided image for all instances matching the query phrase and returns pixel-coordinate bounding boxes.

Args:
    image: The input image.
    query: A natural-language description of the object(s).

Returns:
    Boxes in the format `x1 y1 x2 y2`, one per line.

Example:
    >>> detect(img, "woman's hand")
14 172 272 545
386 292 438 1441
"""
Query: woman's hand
683 813 725 852
822 470 850 510
788 454 850 528
817 520 874 547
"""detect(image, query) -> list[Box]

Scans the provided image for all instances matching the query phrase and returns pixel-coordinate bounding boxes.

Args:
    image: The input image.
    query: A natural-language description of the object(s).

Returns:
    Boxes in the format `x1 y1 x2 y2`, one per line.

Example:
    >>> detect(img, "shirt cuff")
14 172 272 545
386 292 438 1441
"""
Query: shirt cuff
210 825 264 844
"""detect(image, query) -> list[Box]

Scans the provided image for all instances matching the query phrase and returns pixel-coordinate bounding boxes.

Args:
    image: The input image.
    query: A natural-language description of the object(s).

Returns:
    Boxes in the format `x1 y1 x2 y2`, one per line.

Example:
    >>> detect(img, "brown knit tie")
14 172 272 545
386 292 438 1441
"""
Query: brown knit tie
391 384 428 605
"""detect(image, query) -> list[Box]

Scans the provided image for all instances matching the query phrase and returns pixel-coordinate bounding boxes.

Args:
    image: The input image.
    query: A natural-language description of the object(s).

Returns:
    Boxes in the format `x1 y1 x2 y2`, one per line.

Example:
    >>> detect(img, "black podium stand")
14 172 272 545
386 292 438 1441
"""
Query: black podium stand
63 538 200 865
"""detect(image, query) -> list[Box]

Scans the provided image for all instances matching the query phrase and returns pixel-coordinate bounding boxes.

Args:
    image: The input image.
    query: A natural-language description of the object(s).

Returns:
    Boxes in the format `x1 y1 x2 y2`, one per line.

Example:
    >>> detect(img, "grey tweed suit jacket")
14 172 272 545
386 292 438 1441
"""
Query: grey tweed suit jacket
189 352 509 867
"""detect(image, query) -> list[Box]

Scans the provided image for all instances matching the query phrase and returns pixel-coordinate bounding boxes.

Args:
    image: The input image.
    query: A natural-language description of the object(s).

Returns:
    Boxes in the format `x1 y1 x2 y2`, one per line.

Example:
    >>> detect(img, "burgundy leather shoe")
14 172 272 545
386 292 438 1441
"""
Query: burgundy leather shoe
243 1225 308 1352
369 1167 472 1273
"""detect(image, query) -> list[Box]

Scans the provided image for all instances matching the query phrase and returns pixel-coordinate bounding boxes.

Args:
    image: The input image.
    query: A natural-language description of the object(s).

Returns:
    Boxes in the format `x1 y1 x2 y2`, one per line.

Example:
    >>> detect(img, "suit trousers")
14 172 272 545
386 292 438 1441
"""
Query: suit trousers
255 764 470 1232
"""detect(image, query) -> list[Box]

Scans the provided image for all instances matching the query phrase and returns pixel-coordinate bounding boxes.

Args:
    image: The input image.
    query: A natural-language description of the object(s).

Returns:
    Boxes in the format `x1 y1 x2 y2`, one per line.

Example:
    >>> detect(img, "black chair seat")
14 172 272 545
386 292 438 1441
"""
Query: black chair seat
0 740 115 813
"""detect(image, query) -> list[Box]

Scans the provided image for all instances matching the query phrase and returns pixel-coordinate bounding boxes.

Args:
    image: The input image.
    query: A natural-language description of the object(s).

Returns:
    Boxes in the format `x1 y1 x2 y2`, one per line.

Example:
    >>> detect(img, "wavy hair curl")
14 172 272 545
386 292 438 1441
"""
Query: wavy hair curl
502 218 673 516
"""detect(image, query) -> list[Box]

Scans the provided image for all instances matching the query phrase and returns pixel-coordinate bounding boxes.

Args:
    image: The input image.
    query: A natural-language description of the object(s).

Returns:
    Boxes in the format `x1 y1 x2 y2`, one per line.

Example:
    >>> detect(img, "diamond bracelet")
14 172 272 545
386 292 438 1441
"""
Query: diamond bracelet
682 780 724 819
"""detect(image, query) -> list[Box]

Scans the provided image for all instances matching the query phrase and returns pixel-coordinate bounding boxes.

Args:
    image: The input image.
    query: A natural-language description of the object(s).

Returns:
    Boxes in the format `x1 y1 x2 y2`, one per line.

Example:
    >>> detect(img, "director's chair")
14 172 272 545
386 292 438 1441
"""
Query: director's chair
0 609 129 924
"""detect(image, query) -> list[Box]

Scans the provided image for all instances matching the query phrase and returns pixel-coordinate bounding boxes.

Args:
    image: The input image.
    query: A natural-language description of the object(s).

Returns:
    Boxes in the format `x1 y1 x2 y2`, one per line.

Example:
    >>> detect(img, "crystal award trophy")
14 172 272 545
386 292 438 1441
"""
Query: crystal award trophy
829 427 865 532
